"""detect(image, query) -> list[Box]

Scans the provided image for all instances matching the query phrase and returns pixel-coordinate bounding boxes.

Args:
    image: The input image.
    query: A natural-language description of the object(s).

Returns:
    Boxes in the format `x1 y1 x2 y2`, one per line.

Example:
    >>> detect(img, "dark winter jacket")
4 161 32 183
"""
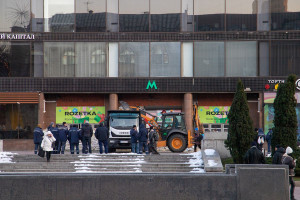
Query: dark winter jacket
244 146 265 164
266 130 272 142
194 133 203 145
149 129 159 145
95 124 109 141
130 128 138 143
81 123 93 137
282 154 296 176
137 124 148 142
58 126 69 142
272 147 286 164
50 127 59 141
68 127 80 144
33 127 44 144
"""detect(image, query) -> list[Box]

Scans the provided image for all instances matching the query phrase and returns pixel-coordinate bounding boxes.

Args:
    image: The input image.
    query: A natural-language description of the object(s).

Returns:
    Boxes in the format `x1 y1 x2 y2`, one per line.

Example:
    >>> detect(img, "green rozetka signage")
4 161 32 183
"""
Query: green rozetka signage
198 106 230 124
56 106 105 124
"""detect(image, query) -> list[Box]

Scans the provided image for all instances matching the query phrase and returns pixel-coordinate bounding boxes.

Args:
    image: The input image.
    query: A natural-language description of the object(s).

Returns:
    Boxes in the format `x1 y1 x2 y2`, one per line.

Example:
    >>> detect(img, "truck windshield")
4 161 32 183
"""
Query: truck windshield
110 117 138 129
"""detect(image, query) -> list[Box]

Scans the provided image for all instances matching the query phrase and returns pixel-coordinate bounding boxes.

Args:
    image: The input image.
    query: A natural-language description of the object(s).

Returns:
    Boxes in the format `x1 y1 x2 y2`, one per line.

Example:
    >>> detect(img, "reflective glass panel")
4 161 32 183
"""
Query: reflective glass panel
33 42 44 77
150 42 180 77
119 0 149 32
75 0 106 32
194 0 225 31
119 42 149 77
226 41 257 77
150 0 180 32
0 0 30 32
182 0 193 32
31 0 44 32
44 42 75 77
226 0 257 31
44 0 75 32
194 42 225 77
75 42 107 77
271 0 300 30
259 42 269 76
107 0 119 32
257 0 270 31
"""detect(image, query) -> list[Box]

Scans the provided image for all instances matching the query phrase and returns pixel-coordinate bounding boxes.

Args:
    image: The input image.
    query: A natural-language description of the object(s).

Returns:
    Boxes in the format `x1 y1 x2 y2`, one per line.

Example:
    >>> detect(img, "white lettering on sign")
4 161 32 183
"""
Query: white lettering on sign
268 80 285 84
0 33 35 40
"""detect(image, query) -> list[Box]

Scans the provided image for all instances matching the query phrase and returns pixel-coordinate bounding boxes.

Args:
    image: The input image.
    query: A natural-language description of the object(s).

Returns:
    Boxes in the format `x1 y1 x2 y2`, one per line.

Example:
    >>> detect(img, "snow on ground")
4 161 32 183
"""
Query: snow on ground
182 151 204 172
204 149 215 156
190 168 205 173
0 152 17 163
208 160 218 167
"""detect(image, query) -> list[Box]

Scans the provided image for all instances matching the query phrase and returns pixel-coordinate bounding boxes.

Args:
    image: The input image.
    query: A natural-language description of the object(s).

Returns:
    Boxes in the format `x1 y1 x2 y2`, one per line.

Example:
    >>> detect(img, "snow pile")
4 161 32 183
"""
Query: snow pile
190 168 205 173
204 149 215 156
207 160 218 167
183 151 204 173
0 152 16 163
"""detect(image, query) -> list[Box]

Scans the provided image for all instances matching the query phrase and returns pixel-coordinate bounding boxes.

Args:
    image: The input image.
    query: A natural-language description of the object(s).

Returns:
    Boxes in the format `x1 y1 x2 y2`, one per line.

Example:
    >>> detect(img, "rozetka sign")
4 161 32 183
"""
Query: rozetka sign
56 106 105 124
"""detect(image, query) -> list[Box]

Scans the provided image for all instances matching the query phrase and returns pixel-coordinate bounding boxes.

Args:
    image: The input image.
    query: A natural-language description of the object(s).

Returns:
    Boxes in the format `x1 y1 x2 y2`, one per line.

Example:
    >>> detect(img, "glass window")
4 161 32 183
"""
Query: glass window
33 42 44 77
107 0 119 32
0 42 31 77
44 0 75 32
226 41 257 77
119 0 149 32
194 42 225 77
75 42 107 77
194 0 225 31
44 42 75 77
119 42 149 77
226 0 257 31
259 42 269 76
182 0 193 32
150 0 180 32
31 0 44 32
271 0 300 30
150 42 180 77
270 41 300 76
0 0 30 32
75 0 106 32
257 0 270 31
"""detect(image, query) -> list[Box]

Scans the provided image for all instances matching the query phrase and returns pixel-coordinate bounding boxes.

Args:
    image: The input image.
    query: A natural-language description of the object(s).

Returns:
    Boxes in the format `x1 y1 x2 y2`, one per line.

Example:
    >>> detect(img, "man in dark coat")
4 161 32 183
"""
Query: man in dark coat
95 122 109 154
68 125 80 154
272 145 286 164
130 125 139 153
244 142 265 164
138 124 149 154
266 128 273 154
58 122 68 154
50 124 59 154
282 147 296 200
148 126 159 155
81 121 93 154
33 124 44 154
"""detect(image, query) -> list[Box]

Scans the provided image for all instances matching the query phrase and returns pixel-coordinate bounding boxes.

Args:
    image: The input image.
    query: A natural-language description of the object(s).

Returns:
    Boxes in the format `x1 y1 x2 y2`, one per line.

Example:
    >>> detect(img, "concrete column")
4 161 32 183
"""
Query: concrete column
259 92 263 129
184 93 193 133
109 94 118 110
38 93 46 129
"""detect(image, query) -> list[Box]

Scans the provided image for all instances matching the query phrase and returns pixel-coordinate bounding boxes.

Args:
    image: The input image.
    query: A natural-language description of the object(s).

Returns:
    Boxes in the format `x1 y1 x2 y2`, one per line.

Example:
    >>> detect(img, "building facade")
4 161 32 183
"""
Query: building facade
0 0 300 140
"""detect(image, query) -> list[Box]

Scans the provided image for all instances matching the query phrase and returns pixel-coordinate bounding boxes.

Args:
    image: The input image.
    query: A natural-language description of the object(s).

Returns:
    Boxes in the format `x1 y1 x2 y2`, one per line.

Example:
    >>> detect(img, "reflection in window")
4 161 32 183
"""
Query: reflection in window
226 0 257 31
194 42 224 77
75 0 106 32
44 42 75 77
226 41 257 77
182 0 193 32
271 0 300 30
150 42 180 77
75 42 107 77
194 0 225 31
119 0 149 32
107 0 119 32
257 0 270 31
119 42 149 77
270 41 300 76
31 0 44 32
0 0 30 32
151 0 181 32
44 0 75 32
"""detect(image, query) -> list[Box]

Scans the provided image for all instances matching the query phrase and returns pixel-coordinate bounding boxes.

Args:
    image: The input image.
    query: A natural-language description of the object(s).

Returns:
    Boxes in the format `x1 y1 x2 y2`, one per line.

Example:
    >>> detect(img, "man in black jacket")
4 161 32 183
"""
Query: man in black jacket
138 124 149 155
81 121 93 154
272 145 286 164
282 146 296 200
244 142 265 164
95 122 109 154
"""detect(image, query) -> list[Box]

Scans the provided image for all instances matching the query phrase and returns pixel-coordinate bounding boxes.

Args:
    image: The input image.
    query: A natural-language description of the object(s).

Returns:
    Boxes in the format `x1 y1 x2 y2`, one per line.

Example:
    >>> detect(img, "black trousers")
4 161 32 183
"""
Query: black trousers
194 144 201 151
290 176 295 198
46 151 51 161
149 143 159 154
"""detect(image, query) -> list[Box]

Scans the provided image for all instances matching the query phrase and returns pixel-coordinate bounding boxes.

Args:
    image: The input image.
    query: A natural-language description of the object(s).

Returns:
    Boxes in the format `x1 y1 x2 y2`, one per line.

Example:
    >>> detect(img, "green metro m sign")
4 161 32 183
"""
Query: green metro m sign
146 80 157 90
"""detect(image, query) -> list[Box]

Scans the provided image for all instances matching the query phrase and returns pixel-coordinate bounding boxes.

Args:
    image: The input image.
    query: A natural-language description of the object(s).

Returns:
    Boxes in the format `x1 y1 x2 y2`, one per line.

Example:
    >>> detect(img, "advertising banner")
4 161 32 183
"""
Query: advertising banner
56 106 105 124
198 106 230 124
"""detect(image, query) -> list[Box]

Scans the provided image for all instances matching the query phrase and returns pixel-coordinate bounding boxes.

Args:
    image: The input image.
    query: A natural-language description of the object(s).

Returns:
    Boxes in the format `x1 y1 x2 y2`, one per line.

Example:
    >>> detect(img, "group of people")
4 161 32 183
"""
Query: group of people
130 124 159 155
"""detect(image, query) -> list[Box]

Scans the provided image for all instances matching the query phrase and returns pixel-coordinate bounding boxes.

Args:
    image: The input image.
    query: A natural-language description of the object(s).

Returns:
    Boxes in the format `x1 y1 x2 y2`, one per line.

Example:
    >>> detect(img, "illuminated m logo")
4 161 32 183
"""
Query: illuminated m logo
146 80 157 90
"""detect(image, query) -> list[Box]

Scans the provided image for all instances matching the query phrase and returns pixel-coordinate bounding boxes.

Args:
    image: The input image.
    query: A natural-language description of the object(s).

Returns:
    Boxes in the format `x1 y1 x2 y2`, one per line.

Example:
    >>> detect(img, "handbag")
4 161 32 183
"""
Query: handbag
38 147 45 157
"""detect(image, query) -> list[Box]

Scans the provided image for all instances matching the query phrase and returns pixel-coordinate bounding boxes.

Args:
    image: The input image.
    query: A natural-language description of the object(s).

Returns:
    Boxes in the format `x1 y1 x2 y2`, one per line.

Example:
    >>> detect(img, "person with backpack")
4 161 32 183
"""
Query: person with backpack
194 128 203 152
68 125 80 154
257 128 265 151
95 122 109 154
148 126 159 155
130 125 139 153
282 146 296 200
266 128 273 154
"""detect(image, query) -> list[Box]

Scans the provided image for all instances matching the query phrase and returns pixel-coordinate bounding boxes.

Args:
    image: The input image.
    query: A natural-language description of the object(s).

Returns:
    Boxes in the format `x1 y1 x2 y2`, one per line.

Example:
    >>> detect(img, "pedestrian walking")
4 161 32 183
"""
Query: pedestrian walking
81 121 93 154
95 122 109 154
58 122 68 154
193 128 203 152
33 124 44 154
148 126 159 155
41 131 56 162
282 146 296 200
272 145 286 164
266 128 273 154
50 124 59 154
68 125 80 154
47 122 54 131
138 124 149 154
244 142 265 164
257 128 265 151
130 125 139 153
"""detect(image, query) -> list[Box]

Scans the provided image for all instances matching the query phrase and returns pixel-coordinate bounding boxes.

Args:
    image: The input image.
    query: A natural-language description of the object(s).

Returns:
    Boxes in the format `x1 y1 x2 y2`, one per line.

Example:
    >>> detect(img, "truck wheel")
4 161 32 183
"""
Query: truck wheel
167 134 187 152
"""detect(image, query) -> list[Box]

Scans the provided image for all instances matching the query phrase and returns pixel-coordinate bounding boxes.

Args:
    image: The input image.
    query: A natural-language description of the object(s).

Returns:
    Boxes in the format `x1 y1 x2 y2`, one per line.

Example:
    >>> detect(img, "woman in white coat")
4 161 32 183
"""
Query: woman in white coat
41 131 56 162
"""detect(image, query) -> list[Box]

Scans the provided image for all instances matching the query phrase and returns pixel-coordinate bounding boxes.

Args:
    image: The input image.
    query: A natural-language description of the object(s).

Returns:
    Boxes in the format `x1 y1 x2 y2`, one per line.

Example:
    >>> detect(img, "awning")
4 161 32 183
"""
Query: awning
0 92 39 104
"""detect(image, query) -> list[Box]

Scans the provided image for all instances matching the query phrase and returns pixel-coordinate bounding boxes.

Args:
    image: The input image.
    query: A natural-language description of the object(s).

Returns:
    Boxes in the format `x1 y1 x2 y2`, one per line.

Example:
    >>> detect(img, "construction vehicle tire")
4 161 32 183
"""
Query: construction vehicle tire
167 134 187 152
